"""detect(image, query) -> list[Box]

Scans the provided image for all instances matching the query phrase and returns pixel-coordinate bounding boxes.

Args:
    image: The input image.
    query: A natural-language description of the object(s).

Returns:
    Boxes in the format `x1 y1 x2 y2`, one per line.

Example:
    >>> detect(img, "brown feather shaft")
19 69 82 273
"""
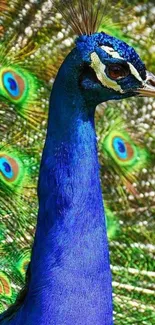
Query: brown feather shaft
79 0 88 34
54 0 116 35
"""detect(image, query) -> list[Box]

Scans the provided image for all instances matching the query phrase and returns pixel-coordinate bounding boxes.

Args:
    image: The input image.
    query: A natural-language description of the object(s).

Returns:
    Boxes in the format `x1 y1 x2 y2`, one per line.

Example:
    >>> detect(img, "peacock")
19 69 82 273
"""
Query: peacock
0 0 155 324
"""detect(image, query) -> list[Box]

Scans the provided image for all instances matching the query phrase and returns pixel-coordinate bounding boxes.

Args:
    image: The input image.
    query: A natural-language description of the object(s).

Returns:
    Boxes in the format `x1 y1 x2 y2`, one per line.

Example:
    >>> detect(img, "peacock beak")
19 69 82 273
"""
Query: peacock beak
137 71 155 97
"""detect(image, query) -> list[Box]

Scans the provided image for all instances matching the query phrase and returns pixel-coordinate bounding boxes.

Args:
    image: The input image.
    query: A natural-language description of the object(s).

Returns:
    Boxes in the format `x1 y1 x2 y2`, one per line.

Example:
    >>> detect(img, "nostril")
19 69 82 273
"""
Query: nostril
147 78 155 87
146 72 155 87
149 79 155 87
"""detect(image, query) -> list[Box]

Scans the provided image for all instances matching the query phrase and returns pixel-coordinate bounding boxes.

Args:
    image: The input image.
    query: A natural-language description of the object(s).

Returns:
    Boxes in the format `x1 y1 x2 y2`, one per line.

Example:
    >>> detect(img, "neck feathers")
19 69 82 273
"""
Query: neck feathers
36 48 101 239
28 48 113 324
3 48 113 324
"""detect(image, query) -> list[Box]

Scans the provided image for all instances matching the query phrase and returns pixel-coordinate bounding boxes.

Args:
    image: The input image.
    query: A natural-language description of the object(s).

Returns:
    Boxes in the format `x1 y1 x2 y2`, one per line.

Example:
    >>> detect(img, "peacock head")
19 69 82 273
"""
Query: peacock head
76 32 155 105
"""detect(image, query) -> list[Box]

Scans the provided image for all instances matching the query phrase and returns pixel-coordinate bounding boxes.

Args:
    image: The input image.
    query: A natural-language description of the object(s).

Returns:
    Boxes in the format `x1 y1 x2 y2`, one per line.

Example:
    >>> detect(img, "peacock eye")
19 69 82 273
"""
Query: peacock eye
0 155 19 182
113 137 128 160
107 64 130 80
2 71 24 99
0 157 14 179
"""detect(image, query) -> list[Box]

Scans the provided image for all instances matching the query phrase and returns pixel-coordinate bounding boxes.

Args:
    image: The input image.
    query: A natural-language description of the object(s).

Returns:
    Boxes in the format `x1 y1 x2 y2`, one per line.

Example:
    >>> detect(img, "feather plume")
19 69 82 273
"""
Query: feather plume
54 0 134 36
55 0 109 35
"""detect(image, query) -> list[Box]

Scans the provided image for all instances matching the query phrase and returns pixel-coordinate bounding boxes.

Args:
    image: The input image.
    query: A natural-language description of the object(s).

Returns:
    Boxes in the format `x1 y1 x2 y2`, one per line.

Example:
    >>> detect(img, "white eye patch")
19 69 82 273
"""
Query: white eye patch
100 45 143 83
90 52 124 93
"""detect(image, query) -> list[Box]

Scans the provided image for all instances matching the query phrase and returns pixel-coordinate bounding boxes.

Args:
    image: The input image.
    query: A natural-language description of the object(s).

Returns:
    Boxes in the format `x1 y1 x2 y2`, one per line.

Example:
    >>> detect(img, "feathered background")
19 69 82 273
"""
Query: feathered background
0 1 155 324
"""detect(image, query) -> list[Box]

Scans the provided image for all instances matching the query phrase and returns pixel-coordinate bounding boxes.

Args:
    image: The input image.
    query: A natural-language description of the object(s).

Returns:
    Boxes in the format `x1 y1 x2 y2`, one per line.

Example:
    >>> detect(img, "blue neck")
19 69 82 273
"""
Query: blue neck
27 49 113 324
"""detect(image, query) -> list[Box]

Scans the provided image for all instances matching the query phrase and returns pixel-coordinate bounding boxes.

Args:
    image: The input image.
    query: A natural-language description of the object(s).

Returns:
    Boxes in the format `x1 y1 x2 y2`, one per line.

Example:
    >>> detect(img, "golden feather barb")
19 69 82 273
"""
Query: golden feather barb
0 0 7 11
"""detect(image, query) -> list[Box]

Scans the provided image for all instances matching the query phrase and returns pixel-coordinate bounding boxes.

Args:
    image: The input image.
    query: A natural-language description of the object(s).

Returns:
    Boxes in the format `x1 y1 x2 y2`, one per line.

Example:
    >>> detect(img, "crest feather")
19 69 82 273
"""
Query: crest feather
55 0 109 35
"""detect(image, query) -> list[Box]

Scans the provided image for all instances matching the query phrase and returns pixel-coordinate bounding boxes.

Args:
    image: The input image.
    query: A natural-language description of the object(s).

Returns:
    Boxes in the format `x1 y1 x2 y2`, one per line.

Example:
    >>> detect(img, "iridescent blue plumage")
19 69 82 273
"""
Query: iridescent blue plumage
0 3 155 324
76 32 146 79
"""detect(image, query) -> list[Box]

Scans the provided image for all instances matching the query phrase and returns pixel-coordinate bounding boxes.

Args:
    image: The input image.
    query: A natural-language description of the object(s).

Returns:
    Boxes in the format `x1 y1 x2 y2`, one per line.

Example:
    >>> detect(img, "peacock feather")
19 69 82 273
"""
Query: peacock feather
0 0 155 324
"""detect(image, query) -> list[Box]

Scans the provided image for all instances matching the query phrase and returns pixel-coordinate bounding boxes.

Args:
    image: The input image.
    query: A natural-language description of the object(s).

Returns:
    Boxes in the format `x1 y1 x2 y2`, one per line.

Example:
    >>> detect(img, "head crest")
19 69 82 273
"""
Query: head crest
56 0 108 35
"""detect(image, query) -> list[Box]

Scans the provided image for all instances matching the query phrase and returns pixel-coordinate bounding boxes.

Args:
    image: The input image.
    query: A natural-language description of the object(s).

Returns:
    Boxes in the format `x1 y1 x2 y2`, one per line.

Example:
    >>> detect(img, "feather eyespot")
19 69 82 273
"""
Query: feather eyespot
0 155 19 182
102 130 138 168
112 137 134 161
2 71 25 100
0 272 12 298
16 253 30 278
102 127 148 183
107 64 130 80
